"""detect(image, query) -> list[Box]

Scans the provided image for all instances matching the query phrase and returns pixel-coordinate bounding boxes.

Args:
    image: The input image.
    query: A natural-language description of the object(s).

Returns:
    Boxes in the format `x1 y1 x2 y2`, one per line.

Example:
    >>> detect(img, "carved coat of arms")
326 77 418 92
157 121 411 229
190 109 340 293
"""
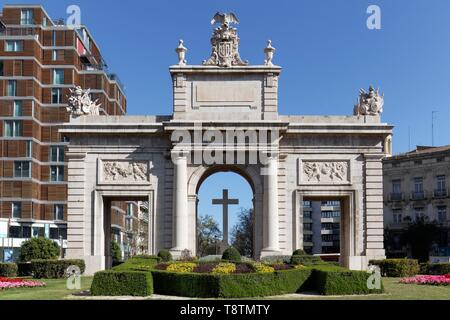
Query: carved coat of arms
203 12 248 67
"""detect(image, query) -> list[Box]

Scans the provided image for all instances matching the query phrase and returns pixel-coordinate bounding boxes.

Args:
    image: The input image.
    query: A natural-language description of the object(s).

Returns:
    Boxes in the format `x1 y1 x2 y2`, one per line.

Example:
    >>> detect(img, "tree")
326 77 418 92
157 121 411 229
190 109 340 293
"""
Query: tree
402 219 442 263
19 237 60 261
197 214 222 256
231 208 253 257
111 240 122 263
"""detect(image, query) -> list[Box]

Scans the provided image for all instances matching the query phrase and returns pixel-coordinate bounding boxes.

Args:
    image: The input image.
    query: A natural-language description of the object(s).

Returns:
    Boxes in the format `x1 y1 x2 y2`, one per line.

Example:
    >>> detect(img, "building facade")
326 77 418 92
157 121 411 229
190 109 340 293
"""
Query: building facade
302 200 341 256
383 145 450 258
0 4 128 260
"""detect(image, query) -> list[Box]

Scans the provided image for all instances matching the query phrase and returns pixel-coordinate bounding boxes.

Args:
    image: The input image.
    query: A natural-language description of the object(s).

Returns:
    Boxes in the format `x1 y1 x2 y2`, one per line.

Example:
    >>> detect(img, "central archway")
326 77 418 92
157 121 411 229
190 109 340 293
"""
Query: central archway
188 165 264 258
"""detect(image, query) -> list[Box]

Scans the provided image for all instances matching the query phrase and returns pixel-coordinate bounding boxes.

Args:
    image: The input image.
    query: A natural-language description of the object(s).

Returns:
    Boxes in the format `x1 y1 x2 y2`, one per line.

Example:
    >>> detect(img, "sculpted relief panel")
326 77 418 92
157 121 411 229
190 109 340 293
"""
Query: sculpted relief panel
300 161 350 184
102 161 149 183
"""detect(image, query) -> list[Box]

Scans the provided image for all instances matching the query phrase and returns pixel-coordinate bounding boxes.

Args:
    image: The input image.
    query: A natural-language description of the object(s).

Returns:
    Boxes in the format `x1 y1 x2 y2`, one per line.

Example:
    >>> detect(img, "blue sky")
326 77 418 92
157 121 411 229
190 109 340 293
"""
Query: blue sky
7 0 450 231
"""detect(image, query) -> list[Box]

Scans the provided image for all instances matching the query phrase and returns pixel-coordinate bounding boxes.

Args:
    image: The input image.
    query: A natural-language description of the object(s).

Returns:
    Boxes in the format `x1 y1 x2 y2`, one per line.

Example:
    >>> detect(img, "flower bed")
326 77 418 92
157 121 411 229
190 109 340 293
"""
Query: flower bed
0 277 46 290
153 261 294 275
400 274 450 286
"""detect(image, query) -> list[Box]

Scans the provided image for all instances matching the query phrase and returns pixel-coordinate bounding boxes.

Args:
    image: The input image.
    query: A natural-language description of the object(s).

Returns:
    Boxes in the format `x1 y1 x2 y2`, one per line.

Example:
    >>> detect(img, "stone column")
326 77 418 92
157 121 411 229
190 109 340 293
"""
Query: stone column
171 154 189 254
262 156 280 254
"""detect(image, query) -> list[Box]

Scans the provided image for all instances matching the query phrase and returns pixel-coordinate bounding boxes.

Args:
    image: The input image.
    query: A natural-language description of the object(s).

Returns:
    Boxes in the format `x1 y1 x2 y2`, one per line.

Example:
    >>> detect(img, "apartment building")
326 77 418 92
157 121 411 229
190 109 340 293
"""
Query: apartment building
302 200 341 256
0 4 128 260
383 145 450 257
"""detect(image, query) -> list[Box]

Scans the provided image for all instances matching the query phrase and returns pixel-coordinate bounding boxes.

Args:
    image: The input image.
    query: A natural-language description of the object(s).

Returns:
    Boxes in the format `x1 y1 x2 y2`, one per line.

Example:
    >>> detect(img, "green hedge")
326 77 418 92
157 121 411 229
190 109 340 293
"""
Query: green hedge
370 259 419 277
290 255 323 265
313 269 383 295
112 256 160 272
91 271 153 296
31 259 85 279
151 268 313 298
0 262 18 277
420 263 450 275
17 262 32 276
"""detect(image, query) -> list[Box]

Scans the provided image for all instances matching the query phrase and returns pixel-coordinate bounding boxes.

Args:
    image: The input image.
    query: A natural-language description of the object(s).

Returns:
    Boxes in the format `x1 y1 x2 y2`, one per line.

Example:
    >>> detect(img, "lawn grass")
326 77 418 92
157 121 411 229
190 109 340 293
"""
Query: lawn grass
0 276 449 300
273 278 450 300
0 277 93 300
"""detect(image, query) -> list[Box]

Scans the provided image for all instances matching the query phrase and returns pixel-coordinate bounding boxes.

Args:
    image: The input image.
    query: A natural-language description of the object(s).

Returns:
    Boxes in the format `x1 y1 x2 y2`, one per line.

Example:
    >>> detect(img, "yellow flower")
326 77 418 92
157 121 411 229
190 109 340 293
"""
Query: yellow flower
212 263 236 274
294 264 306 269
253 263 275 273
166 262 196 273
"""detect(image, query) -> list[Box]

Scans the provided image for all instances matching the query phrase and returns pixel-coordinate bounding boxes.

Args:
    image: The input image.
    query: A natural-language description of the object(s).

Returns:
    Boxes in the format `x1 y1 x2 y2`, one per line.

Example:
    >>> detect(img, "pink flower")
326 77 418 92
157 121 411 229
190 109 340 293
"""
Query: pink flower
400 275 450 286
0 278 46 290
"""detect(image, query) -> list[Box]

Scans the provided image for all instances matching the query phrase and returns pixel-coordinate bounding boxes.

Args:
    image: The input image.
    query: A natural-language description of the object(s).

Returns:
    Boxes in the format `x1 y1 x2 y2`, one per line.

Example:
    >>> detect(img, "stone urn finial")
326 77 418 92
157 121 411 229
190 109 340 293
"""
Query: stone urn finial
264 40 276 66
176 39 187 66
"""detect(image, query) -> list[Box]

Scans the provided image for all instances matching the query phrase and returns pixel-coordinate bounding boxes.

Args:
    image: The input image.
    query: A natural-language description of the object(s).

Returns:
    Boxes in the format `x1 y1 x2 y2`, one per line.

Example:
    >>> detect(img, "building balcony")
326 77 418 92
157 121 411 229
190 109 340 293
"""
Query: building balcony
410 191 426 201
0 27 38 36
389 193 404 201
433 189 448 199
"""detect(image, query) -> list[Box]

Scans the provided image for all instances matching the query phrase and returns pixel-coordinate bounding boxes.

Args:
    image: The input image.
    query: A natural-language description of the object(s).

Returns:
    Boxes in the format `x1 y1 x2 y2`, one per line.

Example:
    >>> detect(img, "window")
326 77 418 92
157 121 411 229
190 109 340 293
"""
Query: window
303 223 312 231
321 211 341 218
52 88 62 104
321 201 340 207
303 234 312 242
0 61 3 76
7 80 17 96
9 226 21 238
32 227 44 238
13 101 22 116
414 207 425 222
414 177 424 193
12 202 22 219
303 211 312 219
49 146 64 162
52 31 57 46
14 161 31 178
50 165 64 181
392 179 401 194
52 50 61 61
20 9 33 25
127 203 134 217
26 141 32 157
302 200 311 208
393 209 402 224
53 69 64 84
4 120 22 137
54 204 64 221
42 17 47 27
5 40 23 52
437 206 447 223
437 175 446 191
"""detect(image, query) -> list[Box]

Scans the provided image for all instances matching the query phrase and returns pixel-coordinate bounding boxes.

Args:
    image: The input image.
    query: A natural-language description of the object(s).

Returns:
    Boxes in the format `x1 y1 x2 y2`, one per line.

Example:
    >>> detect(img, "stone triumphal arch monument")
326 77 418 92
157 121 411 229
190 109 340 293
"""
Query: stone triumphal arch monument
61 14 393 274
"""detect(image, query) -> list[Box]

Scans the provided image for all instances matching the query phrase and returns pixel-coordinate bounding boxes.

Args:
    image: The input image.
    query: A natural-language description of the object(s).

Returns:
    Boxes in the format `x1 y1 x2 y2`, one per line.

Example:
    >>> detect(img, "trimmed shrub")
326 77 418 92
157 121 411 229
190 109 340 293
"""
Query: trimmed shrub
422 263 450 275
91 271 153 296
222 247 241 262
313 269 383 295
19 237 60 261
260 255 291 264
292 249 307 256
17 262 32 276
370 259 419 277
112 256 160 272
157 250 172 262
290 255 323 265
31 259 85 279
151 268 312 298
0 262 18 277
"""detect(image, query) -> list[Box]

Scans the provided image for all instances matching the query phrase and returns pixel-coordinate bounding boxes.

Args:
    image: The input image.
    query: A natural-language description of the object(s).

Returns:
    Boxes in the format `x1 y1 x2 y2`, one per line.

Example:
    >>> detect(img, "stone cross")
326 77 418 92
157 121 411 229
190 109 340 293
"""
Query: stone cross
212 189 239 245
